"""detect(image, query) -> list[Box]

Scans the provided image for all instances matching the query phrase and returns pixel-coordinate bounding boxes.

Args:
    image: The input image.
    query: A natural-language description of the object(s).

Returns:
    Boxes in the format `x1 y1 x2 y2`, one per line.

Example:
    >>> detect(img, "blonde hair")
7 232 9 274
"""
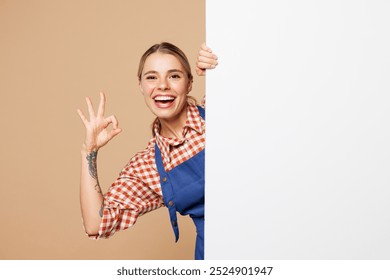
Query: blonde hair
138 42 193 82
138 42 198 136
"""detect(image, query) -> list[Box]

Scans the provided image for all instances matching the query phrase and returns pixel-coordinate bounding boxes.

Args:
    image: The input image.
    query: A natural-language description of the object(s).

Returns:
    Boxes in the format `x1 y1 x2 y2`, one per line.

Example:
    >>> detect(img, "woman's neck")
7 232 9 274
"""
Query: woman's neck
159 106 188 139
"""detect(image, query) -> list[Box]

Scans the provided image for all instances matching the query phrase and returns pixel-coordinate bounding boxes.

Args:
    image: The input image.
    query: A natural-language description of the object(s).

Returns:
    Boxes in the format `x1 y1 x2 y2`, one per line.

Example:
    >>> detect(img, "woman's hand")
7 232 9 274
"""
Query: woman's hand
77 92 122 153
196 43 218 76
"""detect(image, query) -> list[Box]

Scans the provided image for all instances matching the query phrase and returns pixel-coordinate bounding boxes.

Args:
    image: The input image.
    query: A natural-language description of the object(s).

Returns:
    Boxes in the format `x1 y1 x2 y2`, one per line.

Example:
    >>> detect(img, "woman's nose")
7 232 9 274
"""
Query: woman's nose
158 78 169 91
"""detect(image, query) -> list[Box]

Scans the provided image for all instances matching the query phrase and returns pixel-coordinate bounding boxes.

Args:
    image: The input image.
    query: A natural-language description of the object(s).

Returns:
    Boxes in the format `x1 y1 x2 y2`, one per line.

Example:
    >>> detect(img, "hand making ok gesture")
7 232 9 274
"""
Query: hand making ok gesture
77 92 122 153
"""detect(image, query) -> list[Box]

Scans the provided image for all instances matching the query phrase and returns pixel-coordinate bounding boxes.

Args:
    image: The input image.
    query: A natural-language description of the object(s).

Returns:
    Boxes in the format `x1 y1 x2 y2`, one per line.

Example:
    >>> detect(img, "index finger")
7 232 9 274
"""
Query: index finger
201 42 212 52
97 92 106 117
199 49 218 60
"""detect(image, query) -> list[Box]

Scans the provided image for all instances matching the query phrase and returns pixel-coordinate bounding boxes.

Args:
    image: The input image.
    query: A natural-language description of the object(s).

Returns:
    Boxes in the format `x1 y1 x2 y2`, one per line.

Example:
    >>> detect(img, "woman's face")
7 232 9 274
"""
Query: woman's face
139 52 192 123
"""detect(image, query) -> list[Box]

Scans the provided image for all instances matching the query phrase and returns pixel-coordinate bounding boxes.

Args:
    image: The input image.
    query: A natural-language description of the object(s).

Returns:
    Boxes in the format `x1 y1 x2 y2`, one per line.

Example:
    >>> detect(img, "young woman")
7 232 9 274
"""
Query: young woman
77 42 217 260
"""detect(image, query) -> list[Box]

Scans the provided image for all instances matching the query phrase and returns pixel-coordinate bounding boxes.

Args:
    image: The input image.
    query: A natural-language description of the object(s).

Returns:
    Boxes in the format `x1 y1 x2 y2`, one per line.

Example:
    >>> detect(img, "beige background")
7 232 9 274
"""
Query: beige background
0 0 205 259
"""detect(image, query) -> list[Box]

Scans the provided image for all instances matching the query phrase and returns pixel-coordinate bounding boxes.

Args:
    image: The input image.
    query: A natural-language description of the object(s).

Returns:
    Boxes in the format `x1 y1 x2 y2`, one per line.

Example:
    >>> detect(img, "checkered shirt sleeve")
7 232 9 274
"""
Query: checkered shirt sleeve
90 102 205 239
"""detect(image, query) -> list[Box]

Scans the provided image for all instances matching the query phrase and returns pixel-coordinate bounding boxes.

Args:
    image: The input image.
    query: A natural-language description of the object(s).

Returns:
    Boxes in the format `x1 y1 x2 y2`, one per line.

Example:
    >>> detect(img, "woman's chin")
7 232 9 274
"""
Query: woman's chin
155 107 187 123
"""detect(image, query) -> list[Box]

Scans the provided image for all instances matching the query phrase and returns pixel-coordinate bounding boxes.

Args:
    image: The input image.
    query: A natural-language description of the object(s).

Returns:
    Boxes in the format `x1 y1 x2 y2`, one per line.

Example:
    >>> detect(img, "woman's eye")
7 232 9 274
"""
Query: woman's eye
170 74 181 79
145 76 157 80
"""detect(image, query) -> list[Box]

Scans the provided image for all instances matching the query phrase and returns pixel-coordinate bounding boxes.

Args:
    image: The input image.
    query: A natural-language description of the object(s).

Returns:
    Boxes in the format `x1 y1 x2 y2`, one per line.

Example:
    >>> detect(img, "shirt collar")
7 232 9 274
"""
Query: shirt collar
185 102 203 134
154 102 204 163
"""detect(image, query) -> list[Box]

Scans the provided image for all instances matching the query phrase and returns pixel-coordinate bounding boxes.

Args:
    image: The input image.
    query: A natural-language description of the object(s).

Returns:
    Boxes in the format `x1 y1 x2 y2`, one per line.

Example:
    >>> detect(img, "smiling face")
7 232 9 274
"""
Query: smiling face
139 52 192 123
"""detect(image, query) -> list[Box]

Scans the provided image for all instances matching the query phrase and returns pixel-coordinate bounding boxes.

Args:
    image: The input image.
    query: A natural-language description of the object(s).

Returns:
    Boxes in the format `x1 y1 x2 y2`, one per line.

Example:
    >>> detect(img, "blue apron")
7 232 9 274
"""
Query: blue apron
154 106 205 260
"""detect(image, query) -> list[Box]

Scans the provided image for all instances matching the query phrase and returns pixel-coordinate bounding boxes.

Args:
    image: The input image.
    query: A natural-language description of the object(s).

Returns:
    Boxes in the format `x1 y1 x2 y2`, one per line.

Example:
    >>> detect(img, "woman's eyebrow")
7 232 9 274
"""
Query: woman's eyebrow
143 70 158 76
167 69 184 74
143 69 184 76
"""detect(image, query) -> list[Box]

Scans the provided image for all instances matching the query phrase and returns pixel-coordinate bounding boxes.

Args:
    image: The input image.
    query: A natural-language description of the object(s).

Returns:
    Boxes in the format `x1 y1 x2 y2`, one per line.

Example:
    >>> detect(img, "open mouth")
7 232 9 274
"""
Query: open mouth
153 95 176 107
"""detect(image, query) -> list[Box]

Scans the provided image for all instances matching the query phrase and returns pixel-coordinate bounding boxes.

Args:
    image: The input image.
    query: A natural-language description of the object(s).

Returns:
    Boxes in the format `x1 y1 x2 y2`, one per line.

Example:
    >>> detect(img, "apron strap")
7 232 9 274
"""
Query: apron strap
197 105 205 120
155 143 180 242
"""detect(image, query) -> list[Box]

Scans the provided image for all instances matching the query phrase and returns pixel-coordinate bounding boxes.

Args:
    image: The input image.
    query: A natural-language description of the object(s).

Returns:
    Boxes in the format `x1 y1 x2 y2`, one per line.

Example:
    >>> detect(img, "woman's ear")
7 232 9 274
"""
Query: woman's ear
138 77 144 94
187 80 193 93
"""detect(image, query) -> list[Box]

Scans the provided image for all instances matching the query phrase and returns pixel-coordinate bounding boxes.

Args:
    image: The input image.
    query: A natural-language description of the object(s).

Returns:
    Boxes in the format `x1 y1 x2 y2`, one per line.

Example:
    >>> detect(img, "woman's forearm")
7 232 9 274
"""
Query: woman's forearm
77 92 122 236
80 148 104 236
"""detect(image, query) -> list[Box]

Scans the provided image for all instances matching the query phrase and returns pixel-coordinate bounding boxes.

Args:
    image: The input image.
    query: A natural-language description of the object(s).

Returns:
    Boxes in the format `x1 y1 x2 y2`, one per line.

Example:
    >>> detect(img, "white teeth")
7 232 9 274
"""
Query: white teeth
154 96 175 101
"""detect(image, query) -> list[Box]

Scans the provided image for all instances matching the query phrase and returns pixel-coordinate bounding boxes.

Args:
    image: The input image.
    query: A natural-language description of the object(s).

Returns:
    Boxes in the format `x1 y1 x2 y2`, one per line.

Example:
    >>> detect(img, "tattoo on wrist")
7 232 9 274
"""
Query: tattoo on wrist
99 201 104 217
86 151 98 180
94 183 102 194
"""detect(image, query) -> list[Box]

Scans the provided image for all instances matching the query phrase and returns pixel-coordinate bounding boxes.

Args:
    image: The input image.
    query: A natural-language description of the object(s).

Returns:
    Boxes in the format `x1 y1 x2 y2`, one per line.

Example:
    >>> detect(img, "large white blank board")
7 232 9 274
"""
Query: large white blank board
205 0 390 259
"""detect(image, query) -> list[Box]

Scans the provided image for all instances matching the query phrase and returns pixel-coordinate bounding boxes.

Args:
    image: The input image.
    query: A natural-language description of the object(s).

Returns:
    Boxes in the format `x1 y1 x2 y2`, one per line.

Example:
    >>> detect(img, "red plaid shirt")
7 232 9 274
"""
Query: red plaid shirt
92 102 205 239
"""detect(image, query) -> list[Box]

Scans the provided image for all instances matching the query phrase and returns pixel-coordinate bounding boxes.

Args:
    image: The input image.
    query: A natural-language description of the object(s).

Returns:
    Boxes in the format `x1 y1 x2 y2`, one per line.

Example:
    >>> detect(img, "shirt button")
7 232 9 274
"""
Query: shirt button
172 220 177 227
168 200 174 207
162 177 167 182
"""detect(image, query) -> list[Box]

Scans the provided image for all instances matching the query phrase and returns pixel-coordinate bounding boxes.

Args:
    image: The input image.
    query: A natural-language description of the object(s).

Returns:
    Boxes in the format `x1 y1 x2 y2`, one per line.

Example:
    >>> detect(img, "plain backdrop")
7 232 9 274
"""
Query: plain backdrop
0 0 205 259
205 0 390 259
